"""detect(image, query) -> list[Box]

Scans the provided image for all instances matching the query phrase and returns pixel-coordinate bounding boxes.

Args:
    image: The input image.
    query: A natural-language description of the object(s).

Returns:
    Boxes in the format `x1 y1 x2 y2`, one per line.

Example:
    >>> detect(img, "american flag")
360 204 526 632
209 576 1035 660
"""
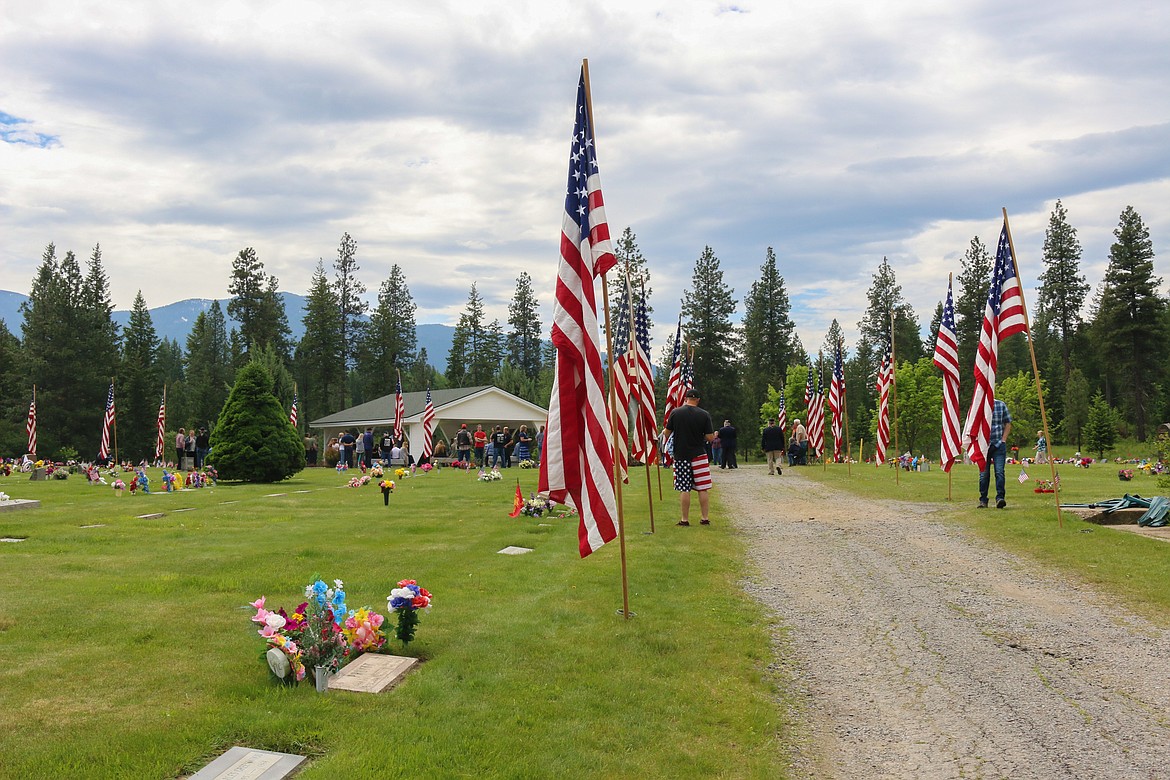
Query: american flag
393 371 404 442
962 221 1027 471
26 393 36 457
933 278 962 471
155 392 166 460
630 287 658 464
609 281 631 483
777 392 786 433
288 389 298 428
681 347 695 393
662 315 684 429
808 362 826 460
829 340 846 463
420 385 435 459
538 66 619 558
875 335 893 465
804 363 814 406
98 382 116 461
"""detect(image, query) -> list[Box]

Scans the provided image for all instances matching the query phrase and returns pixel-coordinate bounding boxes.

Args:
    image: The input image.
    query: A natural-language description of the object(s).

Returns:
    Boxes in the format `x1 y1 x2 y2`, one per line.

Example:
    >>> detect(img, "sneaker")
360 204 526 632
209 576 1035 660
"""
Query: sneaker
977 501 988 509
996 499 1006 509
700 518 710 525
676 520 690 527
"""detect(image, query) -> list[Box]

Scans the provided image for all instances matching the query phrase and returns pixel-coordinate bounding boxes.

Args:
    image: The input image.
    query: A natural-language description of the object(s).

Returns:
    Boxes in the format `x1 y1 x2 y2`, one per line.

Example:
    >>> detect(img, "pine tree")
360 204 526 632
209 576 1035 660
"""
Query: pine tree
119 291 162 462
209 360 304 482
820 320 845 361
681 246 739 424
446 283 489 386
1083 392 1119 459
1061 368 1090 449
333 233 367 379
608 227 653 325
357 264 417 401
184 302 234 430
1093 206 1166 441
741 247 796 434
227 247 291 359
295 261 345 423
0 319 23 457
506 272 543 382
1036 200 1088 381
955 237 992 387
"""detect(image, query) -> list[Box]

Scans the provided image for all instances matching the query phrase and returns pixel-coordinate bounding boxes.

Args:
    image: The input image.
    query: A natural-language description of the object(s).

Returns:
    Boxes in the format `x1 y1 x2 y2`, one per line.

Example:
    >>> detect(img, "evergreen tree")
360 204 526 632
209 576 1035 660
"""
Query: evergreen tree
119 291 162 462
184 302 233 431
295 261 346 424
357 264 417 401
0 320 23 457
890 358 943 456
996 371 1043 451
333 232 367 378
1061 368 1090 450
1036 200 1089 381
741 247 796 434
681 246 739 424
1083 392 1119 459
955 237 992 387
446 283 492 386
227 248 291 360
506 272 543 382
608 227 653 324
209 360 304 482
1092 207 1166 440
820 319 845 361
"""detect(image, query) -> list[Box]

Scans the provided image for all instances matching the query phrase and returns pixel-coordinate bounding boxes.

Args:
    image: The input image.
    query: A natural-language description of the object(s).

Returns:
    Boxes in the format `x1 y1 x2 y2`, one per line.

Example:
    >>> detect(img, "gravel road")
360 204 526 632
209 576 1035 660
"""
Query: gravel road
719 466 1170 780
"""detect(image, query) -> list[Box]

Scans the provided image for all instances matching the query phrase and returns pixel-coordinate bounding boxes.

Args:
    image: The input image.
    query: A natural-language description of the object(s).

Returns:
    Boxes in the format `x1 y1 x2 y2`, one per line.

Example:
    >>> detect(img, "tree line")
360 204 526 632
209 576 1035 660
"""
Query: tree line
0 204 1163 463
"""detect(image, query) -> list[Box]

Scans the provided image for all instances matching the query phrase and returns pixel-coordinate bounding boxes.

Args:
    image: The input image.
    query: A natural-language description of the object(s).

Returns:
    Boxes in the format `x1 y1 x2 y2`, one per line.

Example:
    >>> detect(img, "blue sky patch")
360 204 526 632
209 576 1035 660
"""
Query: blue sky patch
0 110 60 148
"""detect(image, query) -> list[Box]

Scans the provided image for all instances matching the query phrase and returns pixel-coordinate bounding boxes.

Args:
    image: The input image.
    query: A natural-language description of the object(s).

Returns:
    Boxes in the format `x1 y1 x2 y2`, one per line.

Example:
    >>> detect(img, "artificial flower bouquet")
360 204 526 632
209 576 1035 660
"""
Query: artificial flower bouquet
395 468 408 479
450 460 470 470
370 465 384 478
420 463 433 473
387 580 432 647
521 495 555 517
347 475 372 488
1119 468 1134 481
478 470 502 482
517 459 537 469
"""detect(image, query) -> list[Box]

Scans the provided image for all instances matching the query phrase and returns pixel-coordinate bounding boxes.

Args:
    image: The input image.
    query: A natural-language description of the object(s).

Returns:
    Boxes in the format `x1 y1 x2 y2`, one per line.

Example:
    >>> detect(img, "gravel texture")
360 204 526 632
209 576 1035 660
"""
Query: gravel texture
718 466 1170 780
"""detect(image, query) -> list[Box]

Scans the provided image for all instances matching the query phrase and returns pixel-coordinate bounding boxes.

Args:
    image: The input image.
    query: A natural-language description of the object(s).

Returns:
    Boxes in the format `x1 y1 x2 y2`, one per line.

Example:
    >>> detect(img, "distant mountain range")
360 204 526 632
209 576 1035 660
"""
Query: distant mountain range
0 290 457 373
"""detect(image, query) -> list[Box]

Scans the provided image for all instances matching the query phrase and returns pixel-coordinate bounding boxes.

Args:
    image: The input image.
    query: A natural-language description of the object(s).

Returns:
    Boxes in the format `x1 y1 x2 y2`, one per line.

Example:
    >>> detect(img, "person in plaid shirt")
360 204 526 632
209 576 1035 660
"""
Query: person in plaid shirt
979 398 1013 509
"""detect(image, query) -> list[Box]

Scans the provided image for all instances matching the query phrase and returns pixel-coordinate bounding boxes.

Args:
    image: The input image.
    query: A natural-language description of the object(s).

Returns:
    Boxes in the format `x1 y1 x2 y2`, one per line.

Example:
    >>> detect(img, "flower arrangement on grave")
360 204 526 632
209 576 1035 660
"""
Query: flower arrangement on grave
51 467 69 480
387 580 432 647
395 468 407 479
161 470 177 492
336 462 348 473
1119 468 1134 481
1 464 11 476
518 459 537 469
420 463 433 473
379 478 395 504
478 470 502 482
342 607 386 652
370 465 384 478
450 460 470 470
112 478 125 496
520 495 555 517
1034 478 1059 493
347 475 372 488
0 491 9 502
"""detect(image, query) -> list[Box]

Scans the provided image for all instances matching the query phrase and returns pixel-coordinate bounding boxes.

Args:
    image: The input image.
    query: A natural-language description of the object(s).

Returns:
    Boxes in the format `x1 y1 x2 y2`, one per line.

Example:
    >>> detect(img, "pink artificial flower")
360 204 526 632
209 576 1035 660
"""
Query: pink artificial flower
251 607 270 624
250 596 266 610
258 625 278 638
369 612 384 628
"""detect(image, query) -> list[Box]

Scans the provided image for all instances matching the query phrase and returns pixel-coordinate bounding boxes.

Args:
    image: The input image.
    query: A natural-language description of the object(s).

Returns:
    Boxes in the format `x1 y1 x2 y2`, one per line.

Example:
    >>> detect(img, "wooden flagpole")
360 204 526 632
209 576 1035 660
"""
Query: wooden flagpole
841 337 852 476
1002 207 1063 528
641 277 665 504
946 272 953 502
162 383 168 465
31 384 36 458
626 269 654 534
819 352 827 472
111 377 119 466
583 58 632 620
890 313 900 485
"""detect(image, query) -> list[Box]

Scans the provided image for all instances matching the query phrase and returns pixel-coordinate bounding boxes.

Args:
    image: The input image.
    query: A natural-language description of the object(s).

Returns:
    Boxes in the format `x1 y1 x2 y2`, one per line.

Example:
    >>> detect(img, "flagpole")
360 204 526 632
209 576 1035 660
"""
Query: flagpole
642 277 665 504
584 57 631 620
162 383 167 465
111 377 119 467
890 313 900 486
946 272 953 502
819 352 827 473
841 337 852 476
30 384 36 458
1002 207 1063 528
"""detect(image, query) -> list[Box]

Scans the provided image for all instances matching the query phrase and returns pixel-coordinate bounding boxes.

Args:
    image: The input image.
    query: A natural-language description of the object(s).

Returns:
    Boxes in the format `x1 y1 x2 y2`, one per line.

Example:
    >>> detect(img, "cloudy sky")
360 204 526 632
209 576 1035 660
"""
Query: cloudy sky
2 0 1168 353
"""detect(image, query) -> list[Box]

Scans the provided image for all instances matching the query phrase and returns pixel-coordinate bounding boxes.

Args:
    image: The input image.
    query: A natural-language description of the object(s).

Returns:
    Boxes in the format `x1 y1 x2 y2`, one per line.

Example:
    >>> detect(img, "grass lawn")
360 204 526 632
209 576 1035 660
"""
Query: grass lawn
794 458 1170 625
0 466 788 779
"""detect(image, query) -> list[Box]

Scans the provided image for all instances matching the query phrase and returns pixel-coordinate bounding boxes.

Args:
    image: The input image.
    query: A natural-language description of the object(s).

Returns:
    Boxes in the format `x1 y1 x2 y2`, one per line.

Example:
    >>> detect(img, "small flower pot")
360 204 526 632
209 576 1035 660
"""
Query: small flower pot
382 488 390 506
313 666 332 693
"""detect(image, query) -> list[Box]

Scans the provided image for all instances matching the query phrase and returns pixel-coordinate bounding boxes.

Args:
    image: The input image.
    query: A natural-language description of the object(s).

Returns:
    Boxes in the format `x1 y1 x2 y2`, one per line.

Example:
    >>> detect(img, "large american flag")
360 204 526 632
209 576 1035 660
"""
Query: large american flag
98 382 116 461
777 392 786 433
609 281 632 483
288 389 298 428
808 363 826 460
393 371 404 442
804 363 814 406
26 393 36 457
538 66 619 558
630 287 658 464
420 385 435 459
962 222 1027 471
829 340 846 462
933 278 962 471
875 336 893 465
155 392 167 460
662 315 684 429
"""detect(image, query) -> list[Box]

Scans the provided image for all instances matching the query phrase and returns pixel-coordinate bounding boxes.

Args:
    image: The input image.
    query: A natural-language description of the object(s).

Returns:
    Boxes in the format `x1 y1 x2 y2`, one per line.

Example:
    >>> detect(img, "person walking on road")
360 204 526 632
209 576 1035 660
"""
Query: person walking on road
665 388 716 527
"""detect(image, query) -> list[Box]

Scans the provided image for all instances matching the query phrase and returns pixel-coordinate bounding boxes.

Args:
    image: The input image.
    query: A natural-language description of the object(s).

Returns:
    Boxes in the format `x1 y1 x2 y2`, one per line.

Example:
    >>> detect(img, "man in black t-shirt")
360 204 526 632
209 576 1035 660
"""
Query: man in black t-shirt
665 389 716 526
455 424 473 464
717 420 738 469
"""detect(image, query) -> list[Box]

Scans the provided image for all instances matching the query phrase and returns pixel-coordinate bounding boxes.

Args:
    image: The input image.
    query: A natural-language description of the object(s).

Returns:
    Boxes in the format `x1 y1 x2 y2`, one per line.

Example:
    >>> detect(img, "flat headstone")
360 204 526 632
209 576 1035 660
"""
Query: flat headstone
1 537 27 543
292 490 312 494
264 493 286 498
80 524 107 528
328 653 418 694
0 499 40 513
173 507 196 513
188 746 306 780
137 513 165 519
220 500 239 505
498 546 534 555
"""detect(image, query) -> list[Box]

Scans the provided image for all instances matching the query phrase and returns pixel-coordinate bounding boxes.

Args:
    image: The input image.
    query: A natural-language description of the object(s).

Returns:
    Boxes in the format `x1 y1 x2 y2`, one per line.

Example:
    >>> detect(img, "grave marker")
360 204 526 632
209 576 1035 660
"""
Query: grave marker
188 746 306 780
327 653 418 694
497 546 534 555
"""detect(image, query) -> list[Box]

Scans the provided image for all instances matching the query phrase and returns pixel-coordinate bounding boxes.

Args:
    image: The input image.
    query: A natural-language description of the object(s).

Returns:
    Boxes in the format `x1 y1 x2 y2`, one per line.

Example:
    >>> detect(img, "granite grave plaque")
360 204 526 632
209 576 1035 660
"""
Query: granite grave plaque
0 498 40 513
328 653 418 694
189 746 305 780
498 546 534 555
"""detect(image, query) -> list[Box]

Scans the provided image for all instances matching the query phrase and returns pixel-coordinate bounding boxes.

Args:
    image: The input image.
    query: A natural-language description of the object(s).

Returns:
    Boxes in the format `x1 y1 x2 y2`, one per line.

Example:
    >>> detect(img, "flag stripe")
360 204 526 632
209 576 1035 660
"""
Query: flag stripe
933 279 962 471
26 396 37 457
156 394 167 460
421 387 435 458
98 383 115 460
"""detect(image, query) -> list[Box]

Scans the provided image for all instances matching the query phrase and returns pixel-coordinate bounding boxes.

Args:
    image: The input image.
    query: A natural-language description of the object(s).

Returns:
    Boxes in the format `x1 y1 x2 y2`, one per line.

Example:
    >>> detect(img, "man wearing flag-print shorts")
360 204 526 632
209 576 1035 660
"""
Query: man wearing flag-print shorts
665 388 716 527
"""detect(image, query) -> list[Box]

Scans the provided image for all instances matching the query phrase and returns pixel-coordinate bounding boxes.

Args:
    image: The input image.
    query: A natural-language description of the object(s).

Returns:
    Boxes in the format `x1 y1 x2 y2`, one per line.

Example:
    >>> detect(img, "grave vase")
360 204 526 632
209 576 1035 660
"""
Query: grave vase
313 665 332 693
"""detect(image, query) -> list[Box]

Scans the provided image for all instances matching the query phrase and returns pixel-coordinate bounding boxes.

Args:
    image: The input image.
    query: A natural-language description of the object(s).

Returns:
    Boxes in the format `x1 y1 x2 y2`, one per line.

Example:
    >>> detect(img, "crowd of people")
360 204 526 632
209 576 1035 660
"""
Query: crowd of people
319 423 546 471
